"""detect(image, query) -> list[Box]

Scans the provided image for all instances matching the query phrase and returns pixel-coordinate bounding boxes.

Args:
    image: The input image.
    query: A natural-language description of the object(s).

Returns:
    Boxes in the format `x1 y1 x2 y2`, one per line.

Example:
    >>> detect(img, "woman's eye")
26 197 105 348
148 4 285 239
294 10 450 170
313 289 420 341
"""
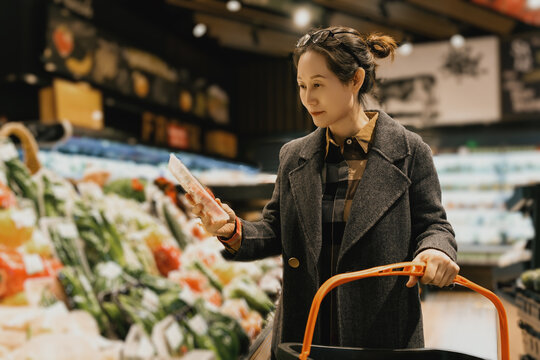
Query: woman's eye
313 83 321 88
298 84 306 89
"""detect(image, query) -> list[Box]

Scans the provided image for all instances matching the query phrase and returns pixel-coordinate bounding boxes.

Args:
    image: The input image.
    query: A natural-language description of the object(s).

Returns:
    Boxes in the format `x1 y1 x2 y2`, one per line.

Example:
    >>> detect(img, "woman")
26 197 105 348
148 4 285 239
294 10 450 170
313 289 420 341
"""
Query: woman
189 26 459 359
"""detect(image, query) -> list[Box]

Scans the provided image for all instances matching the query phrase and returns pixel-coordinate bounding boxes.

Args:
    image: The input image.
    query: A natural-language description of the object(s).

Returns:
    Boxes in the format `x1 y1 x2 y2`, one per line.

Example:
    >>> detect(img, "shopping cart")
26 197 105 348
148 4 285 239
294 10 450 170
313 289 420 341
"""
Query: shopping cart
277 262 509 360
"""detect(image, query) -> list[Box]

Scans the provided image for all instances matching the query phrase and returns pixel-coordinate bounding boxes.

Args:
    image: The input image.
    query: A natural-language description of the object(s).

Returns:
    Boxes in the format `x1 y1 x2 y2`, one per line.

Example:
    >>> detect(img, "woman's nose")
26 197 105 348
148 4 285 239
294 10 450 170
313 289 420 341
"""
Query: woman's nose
305 89 317 105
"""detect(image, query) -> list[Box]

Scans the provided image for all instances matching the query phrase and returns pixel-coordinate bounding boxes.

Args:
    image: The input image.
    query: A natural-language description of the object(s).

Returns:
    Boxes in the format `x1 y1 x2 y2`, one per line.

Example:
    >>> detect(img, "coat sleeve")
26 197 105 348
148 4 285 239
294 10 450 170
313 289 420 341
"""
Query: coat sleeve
221 145 287 261
409 139 457 261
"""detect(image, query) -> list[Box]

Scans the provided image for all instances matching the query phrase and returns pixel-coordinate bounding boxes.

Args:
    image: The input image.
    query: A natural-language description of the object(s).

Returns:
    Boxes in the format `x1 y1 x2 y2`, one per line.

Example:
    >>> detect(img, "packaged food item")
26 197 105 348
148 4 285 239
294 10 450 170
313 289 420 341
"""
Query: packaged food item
167 155 228 223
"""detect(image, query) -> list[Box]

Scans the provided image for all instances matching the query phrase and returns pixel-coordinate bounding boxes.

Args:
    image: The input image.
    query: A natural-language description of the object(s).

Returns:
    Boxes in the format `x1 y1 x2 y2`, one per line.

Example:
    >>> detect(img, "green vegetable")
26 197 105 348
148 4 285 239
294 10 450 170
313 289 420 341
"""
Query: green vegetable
101 301 130 339
42 175 67 217
58 266 110 334
193 260 223 292
104 178 146 202
163 202 187 249
116 287 165 334
73 202 126 268
4 158 40 216
226 277 275 316
521 269 538 290
137 272 182 295
159 290 188 315
47 221 92 279
93 262 138 295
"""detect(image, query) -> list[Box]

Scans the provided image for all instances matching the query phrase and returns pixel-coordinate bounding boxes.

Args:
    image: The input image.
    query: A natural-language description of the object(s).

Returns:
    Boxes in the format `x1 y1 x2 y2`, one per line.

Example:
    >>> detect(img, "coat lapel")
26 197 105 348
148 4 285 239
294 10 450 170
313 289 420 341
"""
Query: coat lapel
338 111 412 265
288 128 325 264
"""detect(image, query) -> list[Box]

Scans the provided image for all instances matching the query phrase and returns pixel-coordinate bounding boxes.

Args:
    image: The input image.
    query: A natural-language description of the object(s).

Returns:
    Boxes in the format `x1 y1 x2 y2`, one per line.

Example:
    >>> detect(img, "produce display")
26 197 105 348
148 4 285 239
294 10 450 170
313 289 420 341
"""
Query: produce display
0 137 281 360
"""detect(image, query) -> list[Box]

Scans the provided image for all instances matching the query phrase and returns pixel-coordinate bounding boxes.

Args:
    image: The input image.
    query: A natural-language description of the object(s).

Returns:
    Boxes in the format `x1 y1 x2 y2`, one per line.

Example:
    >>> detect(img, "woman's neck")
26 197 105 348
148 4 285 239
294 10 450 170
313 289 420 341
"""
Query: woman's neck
329 106 370 146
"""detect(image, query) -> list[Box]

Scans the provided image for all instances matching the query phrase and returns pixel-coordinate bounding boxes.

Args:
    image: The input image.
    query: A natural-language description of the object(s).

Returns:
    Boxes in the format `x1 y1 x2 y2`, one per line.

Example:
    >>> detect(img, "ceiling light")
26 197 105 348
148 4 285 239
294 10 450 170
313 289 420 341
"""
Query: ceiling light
527 0 540 9
293 8 311 28
193 23 207 38
226 0 242 12
398 42 413 56
450 34 465 49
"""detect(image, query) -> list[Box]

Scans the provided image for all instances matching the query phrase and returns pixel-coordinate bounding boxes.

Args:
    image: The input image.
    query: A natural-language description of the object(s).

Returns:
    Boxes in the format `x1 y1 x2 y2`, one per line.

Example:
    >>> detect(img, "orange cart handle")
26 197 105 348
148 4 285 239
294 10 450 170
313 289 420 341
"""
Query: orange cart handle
298 261 509 360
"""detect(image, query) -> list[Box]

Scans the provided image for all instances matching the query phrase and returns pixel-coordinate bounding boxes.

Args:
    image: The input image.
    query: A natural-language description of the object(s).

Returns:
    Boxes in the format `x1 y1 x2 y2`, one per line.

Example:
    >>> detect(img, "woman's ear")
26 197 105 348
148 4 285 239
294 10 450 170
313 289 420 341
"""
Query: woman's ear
352 68 366 93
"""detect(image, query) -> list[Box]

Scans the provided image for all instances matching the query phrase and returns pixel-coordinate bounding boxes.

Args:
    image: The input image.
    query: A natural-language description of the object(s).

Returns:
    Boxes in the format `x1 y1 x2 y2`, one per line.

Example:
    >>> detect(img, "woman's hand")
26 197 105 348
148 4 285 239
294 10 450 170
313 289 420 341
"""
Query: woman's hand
185 193 237 238
406 249 460 288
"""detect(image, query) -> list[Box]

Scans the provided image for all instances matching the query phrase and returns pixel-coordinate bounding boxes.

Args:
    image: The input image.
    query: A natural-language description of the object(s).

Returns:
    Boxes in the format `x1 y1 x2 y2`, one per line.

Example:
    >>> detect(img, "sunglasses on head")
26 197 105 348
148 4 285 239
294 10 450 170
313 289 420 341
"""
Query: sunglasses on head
296 29 362 66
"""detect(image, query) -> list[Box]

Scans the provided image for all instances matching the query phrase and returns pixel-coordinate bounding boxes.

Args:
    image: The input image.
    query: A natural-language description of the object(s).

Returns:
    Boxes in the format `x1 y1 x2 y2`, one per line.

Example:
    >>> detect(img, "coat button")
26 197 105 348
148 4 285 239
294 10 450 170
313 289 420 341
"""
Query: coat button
288 257 300 268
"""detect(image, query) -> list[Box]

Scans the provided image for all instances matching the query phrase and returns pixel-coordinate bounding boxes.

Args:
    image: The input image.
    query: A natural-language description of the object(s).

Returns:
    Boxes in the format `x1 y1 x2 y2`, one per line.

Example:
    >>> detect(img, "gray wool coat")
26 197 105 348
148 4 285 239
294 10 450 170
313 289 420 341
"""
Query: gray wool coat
223 111 457 358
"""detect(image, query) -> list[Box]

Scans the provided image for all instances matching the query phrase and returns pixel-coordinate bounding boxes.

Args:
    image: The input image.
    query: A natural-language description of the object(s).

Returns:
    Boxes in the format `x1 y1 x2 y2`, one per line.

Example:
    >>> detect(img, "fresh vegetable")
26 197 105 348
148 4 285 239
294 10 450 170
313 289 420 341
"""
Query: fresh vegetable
0 208 35 248
0 181 16 209
521 268 540 291
104 178 147 203
115 286 166 334
47 220 91 279
4 158 40 216
41 173 69 217
57 266 110 334
224 277 275 316
153 243 182 276
0 249 62 298
163 202 188 249
193 259 223 293
73 201 126 268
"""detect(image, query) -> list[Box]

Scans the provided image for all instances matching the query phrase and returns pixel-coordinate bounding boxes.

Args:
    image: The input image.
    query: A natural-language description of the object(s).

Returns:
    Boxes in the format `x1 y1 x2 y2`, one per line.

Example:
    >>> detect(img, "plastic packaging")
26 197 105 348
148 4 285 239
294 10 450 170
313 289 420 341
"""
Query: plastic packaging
168 154 229 223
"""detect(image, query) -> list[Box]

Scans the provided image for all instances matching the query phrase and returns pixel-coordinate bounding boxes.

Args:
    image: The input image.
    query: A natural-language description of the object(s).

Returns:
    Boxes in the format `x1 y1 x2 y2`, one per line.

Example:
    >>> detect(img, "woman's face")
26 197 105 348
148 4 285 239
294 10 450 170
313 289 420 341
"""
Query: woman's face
297 51 358 128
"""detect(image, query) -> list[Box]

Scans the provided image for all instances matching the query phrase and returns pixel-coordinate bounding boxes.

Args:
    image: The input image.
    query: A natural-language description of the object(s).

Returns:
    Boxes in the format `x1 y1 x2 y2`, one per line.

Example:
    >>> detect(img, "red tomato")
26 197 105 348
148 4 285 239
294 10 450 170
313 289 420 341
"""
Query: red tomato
153 244 182 276
0 250 62 298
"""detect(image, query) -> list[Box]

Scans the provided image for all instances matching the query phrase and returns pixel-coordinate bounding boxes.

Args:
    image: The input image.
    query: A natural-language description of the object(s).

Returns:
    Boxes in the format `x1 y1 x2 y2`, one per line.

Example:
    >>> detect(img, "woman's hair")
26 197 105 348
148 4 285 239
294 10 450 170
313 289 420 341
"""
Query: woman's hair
293 26 397 107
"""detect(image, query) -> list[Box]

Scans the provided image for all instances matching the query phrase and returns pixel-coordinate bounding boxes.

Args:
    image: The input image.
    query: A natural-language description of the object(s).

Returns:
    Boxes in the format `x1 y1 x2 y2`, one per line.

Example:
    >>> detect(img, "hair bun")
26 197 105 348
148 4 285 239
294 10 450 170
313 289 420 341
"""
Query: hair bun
366 33 397 60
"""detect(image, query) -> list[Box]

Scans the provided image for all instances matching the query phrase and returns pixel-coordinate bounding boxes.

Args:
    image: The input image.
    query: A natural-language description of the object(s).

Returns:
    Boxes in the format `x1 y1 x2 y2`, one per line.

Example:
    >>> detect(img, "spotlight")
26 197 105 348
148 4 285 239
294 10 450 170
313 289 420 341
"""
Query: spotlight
294 8 311 28
450 34 465 49
226 0 241 12
193 23 207 38
398 42 413 56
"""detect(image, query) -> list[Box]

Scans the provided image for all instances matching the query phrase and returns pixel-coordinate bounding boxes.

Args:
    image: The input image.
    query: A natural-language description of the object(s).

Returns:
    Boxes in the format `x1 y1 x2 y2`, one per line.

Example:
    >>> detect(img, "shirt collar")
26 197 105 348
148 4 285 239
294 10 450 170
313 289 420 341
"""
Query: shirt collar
325 111 379 157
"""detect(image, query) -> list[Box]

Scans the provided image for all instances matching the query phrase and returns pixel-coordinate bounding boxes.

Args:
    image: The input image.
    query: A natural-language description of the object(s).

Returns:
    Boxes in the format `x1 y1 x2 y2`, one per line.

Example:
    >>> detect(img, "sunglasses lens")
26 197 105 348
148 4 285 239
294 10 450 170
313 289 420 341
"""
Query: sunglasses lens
312 30 330 44
297 34 310 47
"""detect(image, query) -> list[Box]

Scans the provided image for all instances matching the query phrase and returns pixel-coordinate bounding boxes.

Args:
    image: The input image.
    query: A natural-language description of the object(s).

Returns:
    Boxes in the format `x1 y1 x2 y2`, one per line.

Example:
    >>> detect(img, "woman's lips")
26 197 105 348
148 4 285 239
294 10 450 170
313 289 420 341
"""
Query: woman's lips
310 111 324 116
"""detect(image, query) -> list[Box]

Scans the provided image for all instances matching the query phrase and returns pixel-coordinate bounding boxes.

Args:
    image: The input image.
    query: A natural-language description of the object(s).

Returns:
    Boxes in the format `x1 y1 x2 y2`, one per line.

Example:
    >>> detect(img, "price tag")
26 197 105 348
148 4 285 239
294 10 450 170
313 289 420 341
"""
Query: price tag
11 208 36 228
142 289 160 312
188 314 208 335
137 335 155 358
0 141 18 161
57 223 78 239
23 254 44 275
32 230 48 247
165 322 184 351
179 288 196 306
98 262 122 279
52 185 69 199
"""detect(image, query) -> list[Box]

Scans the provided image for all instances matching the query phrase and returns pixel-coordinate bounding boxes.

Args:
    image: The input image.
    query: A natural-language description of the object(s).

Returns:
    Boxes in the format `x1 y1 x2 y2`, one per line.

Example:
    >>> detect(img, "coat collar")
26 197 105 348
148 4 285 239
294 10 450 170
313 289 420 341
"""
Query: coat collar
297 110 411 162
289 110 413 269
370 110 411 162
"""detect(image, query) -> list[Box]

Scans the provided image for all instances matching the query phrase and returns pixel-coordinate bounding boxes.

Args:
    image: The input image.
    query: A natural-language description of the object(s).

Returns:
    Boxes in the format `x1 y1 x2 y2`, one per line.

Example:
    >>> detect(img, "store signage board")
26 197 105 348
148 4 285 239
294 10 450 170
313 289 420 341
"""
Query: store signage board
366 37 500 127
501 34 540 118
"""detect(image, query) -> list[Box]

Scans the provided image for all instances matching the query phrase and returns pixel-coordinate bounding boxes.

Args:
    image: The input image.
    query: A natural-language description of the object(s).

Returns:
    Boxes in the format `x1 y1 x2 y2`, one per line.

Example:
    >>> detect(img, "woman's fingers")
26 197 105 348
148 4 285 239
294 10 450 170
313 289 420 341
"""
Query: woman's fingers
410 249 459 288
185 193 195 205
